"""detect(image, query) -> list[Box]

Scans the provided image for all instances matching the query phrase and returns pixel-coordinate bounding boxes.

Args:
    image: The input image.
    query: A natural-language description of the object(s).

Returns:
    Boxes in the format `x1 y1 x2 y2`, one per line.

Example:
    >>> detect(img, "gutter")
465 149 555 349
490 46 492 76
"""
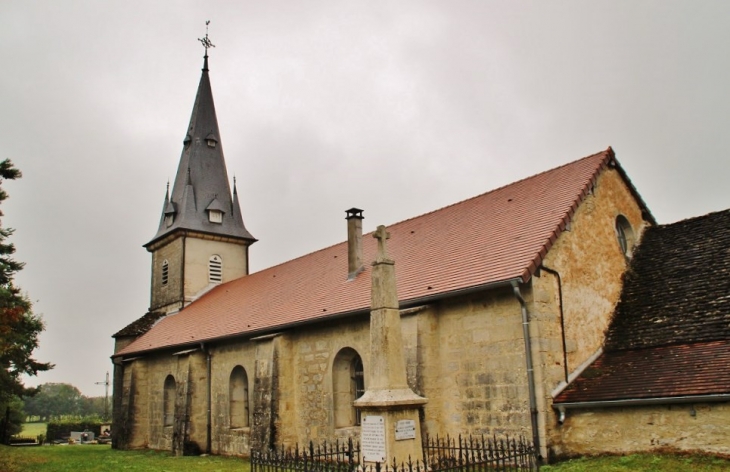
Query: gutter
511 281 541 461
555 394 730 423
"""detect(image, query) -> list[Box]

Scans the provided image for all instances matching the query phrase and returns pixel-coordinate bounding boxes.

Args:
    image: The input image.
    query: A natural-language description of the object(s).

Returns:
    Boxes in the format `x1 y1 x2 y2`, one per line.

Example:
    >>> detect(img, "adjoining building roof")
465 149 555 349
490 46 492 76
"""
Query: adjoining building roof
116 148 639 357
146 57 255 248
555 208 730 405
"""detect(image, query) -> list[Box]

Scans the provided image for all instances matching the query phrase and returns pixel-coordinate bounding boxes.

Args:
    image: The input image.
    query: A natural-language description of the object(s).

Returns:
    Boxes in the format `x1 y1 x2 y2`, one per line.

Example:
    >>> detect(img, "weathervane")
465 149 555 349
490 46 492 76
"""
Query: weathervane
198 20 215 56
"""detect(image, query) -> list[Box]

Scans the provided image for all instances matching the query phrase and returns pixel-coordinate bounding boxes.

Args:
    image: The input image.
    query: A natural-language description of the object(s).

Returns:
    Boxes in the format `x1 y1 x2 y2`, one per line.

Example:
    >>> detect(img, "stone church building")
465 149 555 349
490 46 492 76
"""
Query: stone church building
112 53 730 460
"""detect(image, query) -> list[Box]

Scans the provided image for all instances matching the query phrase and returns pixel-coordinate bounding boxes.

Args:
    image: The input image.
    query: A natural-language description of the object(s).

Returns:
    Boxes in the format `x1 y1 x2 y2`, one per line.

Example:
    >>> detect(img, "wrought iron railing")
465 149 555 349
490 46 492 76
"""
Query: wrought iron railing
251 434 538 472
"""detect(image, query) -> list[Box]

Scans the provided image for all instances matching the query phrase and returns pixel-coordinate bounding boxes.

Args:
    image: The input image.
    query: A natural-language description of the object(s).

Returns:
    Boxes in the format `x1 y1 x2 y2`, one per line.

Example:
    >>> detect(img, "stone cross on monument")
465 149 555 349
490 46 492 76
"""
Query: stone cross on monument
354 225 427 465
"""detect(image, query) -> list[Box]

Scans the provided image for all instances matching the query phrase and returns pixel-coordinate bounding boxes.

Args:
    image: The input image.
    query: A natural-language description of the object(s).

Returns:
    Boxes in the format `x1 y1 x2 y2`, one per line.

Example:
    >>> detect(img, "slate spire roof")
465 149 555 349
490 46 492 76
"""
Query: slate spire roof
554 209 730 405
116 148 651 356
146 54 255 248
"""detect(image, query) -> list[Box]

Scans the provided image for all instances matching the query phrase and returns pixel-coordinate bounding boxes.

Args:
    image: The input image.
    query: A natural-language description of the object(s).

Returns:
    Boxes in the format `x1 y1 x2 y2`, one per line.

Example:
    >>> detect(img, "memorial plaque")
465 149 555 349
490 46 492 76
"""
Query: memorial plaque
361 415 386 462
395 419 416 440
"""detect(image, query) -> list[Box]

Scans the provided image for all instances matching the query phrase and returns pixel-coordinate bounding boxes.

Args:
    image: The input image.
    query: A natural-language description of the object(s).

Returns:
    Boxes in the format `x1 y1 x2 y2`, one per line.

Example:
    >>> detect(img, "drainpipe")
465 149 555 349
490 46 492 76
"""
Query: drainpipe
539 265 569 383
201 342 212 454
511 281 541 461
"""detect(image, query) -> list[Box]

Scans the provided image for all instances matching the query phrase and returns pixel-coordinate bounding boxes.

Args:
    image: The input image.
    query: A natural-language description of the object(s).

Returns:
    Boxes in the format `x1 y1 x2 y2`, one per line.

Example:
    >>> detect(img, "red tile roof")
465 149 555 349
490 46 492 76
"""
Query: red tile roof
116 148 625 357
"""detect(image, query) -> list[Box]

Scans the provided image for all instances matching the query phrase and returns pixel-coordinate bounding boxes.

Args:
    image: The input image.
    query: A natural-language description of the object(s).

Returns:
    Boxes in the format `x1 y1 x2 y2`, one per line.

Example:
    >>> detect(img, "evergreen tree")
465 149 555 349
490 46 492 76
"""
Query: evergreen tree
0 159 52 411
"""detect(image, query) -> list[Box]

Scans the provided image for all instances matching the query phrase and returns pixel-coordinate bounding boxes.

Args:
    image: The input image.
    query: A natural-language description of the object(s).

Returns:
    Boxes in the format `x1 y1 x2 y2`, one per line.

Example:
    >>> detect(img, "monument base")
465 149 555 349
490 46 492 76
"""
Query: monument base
356 401 426 465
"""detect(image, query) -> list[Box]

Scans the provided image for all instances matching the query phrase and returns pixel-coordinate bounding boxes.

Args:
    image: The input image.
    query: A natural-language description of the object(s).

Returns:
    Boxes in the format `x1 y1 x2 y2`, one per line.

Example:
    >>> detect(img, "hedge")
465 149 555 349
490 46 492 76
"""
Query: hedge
46 420 103 440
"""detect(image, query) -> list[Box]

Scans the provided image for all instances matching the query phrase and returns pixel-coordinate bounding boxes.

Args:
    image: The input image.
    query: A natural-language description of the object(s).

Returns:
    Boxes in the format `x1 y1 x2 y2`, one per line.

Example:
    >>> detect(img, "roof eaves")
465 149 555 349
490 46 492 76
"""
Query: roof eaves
554 393 730 410
114 277 522 359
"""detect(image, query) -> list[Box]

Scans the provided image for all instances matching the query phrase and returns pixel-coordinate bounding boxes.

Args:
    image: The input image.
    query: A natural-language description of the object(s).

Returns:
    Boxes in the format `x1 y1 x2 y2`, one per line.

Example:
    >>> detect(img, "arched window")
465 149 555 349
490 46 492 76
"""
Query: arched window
229 366 249 428
161 260 169 286
209 255 222 284
615 215 635 257
333 348 365 428
163 375 176 427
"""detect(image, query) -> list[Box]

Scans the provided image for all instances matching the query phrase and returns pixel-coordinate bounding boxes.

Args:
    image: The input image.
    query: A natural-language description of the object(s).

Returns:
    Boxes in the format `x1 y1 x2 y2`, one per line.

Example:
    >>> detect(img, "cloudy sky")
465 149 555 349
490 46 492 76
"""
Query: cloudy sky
2 1 728 396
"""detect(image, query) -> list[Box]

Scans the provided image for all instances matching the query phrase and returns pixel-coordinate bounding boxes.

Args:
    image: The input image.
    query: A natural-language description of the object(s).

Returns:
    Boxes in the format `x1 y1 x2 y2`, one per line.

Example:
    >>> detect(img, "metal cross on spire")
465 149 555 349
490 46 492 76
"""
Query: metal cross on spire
198 20 216 56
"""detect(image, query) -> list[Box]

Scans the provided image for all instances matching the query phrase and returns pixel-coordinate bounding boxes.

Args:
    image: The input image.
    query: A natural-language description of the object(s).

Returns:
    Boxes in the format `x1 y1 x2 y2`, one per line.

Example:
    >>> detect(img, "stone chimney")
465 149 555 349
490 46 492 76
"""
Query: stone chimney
346 208 364 279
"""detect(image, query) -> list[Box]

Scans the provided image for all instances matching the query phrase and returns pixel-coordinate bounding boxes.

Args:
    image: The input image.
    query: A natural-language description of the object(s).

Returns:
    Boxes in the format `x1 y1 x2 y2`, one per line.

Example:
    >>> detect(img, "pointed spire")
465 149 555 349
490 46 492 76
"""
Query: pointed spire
146 26 255 248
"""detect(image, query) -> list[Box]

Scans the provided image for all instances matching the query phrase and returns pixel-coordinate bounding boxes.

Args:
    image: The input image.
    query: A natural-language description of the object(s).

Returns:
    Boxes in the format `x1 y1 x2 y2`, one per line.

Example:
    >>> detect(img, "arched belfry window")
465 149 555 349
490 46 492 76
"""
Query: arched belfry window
615 215 635 257
161 260 169 286
229 366 250 428
163 375 176 427
333 348 365 428
209 255 222 284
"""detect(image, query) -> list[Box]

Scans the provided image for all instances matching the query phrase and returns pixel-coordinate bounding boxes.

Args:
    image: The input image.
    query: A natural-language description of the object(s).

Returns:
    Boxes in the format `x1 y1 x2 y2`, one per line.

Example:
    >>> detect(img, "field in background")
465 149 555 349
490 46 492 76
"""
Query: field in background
21 422 47 438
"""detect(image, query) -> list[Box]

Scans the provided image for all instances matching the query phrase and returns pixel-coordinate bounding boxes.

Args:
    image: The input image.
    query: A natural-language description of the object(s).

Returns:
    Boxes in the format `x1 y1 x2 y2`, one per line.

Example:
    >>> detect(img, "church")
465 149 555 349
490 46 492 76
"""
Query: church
112 50 730 460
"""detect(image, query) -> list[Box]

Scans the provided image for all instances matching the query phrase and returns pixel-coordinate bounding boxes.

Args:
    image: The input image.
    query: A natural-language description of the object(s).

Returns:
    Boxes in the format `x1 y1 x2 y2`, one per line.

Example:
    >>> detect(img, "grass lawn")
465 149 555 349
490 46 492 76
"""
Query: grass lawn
2 445 729 472
21 422 47 438
0 445 250 472
542 453 730 471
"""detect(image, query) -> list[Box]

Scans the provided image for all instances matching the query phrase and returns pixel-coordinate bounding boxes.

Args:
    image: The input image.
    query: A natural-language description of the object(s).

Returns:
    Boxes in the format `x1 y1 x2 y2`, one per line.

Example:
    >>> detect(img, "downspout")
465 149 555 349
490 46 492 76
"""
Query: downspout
539 265 569 383
201 342 212 454
511 281 541 461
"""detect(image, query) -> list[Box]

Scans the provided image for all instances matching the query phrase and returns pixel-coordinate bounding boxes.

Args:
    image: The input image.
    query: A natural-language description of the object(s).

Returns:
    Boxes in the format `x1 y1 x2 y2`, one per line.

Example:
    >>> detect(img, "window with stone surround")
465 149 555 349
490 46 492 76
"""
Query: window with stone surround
229 366 249 428
333 348 365 428
163 375 176 427
615 215 635 257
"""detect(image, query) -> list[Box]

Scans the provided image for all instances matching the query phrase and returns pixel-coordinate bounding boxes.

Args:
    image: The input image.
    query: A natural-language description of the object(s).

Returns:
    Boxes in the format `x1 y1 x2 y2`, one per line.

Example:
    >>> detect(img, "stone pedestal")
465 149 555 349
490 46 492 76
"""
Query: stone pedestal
354 226 427 465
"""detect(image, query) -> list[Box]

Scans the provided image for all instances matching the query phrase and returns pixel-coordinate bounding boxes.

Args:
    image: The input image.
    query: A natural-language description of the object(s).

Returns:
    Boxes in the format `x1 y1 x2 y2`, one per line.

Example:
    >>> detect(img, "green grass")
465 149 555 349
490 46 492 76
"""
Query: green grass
21 422 47 438
542 453 730 471
0 445 250 472
3 446 729 472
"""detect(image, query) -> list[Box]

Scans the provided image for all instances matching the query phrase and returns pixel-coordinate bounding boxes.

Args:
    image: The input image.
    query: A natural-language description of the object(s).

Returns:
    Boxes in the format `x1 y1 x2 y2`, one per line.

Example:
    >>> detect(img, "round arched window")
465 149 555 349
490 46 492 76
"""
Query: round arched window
615 215 635 256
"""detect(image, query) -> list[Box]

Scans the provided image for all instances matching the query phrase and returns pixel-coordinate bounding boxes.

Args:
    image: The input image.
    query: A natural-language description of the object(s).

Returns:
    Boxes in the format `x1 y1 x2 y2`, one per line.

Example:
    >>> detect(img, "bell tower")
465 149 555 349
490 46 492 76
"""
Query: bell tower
145 30 256 314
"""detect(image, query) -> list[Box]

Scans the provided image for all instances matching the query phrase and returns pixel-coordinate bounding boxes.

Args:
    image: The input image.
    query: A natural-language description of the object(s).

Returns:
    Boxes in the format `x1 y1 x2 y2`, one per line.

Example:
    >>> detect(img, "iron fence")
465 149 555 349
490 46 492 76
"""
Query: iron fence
251 434 538 472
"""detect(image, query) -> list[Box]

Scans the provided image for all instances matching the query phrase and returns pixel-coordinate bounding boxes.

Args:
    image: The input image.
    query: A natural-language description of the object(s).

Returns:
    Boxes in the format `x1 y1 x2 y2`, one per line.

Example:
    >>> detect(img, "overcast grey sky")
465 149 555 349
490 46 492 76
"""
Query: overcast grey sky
2 1 728 396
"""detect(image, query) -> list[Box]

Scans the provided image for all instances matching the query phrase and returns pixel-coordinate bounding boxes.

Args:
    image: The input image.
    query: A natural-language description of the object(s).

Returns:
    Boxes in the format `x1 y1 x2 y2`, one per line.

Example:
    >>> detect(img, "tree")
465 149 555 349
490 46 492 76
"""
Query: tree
0 159 52 412
23 383 83 421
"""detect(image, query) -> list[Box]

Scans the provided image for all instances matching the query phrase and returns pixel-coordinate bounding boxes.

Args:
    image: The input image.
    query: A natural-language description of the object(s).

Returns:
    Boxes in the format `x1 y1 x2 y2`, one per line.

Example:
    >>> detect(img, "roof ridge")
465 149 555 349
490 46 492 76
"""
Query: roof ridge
245 148 614 278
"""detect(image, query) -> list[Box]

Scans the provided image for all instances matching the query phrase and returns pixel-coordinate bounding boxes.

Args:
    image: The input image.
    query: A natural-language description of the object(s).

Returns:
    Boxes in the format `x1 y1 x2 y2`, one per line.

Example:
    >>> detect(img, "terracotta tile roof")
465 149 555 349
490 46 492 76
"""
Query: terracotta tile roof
555 209 730 405
116 148 628 357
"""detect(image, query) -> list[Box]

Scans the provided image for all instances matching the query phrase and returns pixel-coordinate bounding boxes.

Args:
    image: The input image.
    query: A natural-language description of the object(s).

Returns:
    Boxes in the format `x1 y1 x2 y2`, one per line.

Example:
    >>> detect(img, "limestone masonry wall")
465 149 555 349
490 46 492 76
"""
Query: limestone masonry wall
530 167 650 456
556 403 730 457
150 237 184 313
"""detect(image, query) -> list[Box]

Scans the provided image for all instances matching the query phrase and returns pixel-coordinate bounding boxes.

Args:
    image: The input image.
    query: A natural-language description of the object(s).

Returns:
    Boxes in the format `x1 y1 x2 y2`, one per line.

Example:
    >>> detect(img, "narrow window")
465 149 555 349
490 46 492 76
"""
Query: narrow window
161 260 169 286
209 255 222 284
163 375 176 427
229 366 249 428
165 214 174 227
333 348 365 428
615 215 635 257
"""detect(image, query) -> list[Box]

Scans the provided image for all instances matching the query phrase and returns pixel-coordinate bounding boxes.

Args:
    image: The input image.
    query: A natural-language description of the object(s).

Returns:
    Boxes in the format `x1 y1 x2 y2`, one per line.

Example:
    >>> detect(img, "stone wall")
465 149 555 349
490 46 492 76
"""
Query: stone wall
554 403 730 457
209 339 257 456
150 237 184 313
417 289 532 439
529 167 650 456
183 237 248 299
